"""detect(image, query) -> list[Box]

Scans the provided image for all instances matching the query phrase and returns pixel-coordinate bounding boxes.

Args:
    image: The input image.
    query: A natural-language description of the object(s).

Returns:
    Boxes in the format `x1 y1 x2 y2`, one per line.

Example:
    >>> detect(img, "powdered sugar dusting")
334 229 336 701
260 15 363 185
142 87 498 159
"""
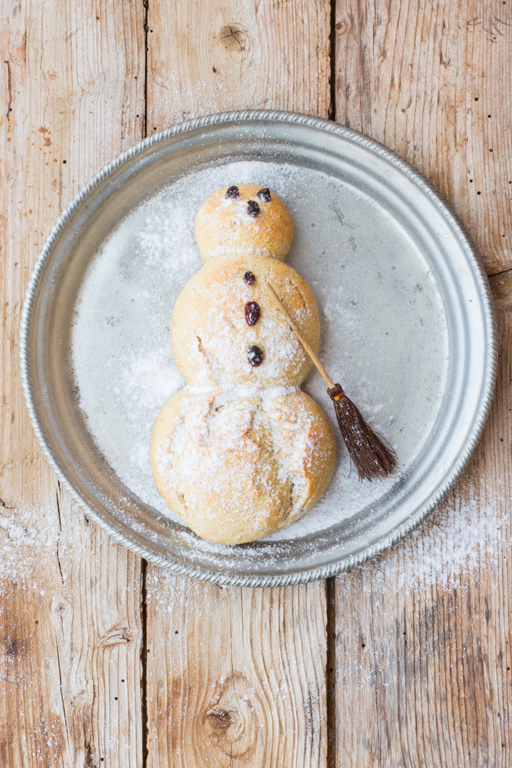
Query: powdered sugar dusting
0 498 79 589
152 387 330 543
338 480 507 593
72 158 449 546
146 480 505 601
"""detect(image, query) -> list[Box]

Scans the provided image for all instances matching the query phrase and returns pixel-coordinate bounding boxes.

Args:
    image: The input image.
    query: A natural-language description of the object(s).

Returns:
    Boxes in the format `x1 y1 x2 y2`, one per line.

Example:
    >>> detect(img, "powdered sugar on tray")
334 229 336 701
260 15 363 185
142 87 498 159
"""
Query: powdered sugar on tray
72 158 449 549
0 478 505 605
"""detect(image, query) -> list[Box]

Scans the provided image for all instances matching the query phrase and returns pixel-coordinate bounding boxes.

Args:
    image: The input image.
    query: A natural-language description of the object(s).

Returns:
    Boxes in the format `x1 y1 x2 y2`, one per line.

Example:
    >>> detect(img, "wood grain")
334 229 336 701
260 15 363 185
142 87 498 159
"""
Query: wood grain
334 0 512 275
146 0 331 127
333 2 512 755
145 2 331 765
0 1 145 765
146 575 327 767
331 271 512 766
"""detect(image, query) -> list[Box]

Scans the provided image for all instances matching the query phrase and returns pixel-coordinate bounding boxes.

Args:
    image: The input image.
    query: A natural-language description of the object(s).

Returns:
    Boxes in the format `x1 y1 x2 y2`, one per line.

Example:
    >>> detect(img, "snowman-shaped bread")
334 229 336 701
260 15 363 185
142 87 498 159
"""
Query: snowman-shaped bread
151 184 336 545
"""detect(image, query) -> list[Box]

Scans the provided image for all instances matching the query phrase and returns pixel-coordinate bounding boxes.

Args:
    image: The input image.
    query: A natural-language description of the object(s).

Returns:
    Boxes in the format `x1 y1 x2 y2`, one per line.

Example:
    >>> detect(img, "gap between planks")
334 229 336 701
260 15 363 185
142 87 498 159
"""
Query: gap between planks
141 2 150 764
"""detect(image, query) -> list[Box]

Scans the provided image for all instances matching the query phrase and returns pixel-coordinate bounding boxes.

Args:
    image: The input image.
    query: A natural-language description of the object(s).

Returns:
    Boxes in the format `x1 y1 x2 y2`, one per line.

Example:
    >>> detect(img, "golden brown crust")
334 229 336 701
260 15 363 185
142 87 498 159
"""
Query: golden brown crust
194 184 294 262
150 388 336 545
151 184 337 545
171 255 320 387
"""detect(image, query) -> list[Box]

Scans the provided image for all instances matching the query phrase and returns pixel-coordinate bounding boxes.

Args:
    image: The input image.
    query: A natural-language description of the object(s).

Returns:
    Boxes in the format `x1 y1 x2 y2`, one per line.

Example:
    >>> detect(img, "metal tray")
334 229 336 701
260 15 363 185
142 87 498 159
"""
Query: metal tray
19 111 497 586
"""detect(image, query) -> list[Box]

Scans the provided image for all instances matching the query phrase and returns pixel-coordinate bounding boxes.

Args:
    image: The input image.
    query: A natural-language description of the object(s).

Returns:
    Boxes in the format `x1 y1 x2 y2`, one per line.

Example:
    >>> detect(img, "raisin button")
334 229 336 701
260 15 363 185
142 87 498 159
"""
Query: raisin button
245 301 260 326
243 271 256 285
247 345 264 367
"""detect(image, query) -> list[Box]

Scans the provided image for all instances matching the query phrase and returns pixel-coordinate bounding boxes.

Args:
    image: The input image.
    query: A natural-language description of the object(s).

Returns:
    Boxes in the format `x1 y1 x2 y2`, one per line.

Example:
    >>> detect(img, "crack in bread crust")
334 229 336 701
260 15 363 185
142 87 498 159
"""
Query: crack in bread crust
152 388 336 545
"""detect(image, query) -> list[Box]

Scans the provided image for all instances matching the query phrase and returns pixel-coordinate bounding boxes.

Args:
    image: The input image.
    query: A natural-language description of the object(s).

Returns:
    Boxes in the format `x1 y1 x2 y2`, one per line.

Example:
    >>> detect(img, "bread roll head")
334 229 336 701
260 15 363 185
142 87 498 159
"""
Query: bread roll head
195 184 294 261
150 388 337 545
171 255 320 388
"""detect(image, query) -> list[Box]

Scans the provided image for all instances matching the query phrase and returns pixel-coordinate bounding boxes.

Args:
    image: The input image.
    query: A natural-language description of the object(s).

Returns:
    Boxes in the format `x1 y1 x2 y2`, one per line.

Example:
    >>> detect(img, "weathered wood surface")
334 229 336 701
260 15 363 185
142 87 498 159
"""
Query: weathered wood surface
332 2 512 765
0 0 511 766
334 0 512 275
145 2 332 765
146 576 328 767
1 1 145 765
332 271 512 767
146 0 331 127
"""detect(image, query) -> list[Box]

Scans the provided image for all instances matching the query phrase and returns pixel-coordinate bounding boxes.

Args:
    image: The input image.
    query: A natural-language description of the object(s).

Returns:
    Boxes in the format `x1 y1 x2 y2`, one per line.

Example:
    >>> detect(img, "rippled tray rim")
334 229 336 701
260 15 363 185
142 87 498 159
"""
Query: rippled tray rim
19 110 498 586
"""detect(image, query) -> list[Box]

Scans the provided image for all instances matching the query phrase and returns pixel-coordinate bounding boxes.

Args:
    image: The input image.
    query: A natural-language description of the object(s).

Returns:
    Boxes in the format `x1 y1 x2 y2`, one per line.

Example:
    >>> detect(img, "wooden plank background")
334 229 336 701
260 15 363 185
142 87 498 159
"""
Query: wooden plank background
0 0 510 766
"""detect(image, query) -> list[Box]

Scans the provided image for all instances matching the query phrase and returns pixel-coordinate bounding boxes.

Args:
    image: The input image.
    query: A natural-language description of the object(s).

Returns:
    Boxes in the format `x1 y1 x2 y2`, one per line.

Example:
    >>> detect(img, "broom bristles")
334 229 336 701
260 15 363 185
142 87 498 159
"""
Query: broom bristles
328 385 398 481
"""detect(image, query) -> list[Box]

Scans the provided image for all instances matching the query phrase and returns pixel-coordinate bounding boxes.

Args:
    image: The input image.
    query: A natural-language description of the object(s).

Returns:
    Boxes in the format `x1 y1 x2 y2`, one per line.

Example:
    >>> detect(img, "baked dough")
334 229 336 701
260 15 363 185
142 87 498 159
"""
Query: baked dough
151 184 337 544
195 184 294 261
171 254 319 387
151 388 336 545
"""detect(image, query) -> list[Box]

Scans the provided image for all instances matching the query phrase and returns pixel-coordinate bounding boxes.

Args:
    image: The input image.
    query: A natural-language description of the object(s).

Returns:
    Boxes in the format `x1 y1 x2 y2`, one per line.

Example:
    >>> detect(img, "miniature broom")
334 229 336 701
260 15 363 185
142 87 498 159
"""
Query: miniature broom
266 282 398 481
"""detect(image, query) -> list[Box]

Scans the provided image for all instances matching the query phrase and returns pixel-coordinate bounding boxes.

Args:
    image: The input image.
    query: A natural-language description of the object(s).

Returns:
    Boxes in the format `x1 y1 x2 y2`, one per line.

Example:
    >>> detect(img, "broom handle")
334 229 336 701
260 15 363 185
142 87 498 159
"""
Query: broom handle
265 282 336 389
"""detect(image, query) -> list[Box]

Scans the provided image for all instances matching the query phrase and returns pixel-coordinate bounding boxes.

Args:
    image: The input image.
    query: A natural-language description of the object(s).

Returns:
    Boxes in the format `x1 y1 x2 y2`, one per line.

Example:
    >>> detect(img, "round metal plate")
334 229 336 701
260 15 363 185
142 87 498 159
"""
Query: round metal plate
19 111 497 586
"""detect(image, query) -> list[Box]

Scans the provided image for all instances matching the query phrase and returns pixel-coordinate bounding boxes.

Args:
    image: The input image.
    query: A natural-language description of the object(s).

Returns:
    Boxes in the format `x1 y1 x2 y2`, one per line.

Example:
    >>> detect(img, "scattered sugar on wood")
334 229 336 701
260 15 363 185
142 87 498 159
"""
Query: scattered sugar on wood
0 496 80 589
148 480 505 603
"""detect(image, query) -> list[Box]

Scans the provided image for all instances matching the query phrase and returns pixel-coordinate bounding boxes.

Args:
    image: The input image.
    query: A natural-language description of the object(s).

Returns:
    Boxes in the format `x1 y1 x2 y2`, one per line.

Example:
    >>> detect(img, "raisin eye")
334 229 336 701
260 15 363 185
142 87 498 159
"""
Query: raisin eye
225 186 239 199
247 200 260 217
256 188 271 202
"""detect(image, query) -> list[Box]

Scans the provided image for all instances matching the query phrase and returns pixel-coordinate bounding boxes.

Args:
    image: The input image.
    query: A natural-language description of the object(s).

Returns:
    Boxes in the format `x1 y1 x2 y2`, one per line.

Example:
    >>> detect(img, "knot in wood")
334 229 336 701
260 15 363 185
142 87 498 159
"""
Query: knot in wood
204 700 247 747
5 636 20 658
202 673 260 757
218 24 247 52
205 707 233 732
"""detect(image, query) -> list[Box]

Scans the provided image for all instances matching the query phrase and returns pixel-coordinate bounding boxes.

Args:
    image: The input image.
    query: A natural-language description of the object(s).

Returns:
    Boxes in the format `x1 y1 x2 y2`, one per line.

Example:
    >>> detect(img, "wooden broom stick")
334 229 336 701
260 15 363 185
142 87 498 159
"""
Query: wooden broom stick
266 282 335 389
265 281 398 481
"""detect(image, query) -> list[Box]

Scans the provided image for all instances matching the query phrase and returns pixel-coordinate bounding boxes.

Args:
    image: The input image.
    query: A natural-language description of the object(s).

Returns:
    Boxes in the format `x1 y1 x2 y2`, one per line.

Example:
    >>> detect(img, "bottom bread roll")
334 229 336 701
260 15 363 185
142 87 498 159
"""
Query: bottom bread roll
151 387 337 545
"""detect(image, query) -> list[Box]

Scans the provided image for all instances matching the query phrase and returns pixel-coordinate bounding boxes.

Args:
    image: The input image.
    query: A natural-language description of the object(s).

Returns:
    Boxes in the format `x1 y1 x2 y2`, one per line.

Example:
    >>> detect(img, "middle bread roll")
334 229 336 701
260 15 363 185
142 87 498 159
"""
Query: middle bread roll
172 255 320 387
